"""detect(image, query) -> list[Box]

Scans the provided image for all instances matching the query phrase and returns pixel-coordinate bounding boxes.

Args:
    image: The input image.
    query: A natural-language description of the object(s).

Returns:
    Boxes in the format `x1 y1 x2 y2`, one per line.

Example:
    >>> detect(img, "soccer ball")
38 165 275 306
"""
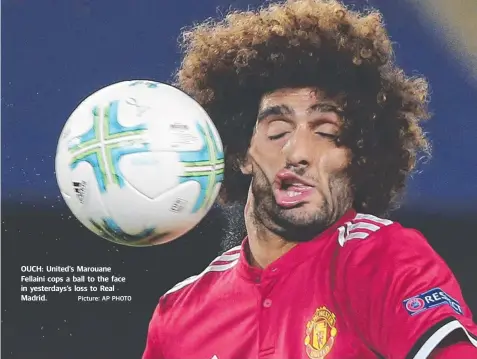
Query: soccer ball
55 80 224 246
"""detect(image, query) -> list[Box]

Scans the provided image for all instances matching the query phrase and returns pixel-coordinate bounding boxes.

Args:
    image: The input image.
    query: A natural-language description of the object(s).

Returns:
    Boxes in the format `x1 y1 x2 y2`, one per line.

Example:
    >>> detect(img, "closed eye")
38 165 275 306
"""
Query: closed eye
268 132 289 140
316 132 338 140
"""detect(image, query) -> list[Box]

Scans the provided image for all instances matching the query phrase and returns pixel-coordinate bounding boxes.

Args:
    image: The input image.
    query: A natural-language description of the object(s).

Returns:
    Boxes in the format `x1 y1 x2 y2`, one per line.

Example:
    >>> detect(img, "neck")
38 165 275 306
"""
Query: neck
245 209 297 269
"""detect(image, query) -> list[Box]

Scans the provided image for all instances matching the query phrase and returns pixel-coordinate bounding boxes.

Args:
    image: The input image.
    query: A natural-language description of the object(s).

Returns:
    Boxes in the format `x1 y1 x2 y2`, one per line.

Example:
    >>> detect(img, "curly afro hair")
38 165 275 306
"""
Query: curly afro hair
175 0 431 216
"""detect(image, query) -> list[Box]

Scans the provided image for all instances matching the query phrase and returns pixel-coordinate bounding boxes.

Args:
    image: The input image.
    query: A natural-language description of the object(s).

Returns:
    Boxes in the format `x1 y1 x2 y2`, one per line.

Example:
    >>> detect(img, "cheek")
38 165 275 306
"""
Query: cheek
317 147 350 175
249 137 284 174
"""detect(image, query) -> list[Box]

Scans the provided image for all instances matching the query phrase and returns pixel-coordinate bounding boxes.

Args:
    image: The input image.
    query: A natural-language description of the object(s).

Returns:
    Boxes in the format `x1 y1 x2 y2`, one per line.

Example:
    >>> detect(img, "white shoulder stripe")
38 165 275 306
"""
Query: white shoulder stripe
345 232 369 240
412 320 477 359
165 261 238 295
354 213 393 226
223 245 241 254
348 222 381 232
216 252 241 262
337 223 350 247
164 246 241 296
338 213 393 247
218 247 240 263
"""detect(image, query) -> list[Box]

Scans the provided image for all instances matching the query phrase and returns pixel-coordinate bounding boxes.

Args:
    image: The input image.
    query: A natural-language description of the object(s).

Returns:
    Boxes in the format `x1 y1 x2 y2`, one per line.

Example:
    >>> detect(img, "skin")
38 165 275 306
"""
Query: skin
233 89 471 355
240 87 354 268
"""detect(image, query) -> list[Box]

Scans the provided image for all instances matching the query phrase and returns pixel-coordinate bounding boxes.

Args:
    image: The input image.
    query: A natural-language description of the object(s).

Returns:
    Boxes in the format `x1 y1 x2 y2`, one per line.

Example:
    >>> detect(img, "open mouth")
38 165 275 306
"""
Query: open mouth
273 169 315 208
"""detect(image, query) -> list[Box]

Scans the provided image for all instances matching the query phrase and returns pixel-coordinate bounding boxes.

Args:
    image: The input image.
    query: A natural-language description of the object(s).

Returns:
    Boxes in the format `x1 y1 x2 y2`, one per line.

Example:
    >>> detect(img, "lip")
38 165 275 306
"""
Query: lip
272 169 316 208
274 169 316 188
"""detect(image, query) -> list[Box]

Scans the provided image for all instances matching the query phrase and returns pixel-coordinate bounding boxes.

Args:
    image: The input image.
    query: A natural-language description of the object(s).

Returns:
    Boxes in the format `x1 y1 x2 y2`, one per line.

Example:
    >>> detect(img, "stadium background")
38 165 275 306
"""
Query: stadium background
2 0 476 358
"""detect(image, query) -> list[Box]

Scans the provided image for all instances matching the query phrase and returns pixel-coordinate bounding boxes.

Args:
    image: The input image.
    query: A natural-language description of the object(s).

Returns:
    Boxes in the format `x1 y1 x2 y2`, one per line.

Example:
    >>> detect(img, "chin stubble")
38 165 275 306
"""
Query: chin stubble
253 166 353 242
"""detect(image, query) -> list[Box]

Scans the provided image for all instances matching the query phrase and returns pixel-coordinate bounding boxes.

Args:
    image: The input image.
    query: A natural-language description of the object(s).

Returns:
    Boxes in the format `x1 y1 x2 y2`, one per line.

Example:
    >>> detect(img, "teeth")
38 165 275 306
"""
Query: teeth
287 191 301 197
283 182 306 187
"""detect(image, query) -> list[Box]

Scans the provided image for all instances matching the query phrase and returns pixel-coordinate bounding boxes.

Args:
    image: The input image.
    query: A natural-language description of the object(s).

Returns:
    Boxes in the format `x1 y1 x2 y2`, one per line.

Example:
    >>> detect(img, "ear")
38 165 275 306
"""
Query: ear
244 179 254 217
239 152 253 175
239 124 259 175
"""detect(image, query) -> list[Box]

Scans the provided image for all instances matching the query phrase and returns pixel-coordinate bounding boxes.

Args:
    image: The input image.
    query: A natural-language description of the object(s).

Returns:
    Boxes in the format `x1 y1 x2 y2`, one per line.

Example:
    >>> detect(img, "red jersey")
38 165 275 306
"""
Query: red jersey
143 209 477 359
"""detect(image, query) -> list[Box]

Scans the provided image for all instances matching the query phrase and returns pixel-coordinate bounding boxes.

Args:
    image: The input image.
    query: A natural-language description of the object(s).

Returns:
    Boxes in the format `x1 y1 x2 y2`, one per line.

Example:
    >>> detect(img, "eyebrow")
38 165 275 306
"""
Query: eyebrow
256 105 293 122
257 102 341 122
307 103 342 115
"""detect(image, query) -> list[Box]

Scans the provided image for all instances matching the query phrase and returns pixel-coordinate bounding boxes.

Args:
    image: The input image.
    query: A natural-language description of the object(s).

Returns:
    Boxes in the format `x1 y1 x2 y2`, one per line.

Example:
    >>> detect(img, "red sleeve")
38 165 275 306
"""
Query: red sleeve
430 342 477 359
142 299 165 359
338 224 477 359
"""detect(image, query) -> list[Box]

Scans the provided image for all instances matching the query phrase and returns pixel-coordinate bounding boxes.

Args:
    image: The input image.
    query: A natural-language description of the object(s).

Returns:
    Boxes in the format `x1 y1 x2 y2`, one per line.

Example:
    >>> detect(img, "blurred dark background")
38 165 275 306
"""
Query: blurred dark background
2 0 476 358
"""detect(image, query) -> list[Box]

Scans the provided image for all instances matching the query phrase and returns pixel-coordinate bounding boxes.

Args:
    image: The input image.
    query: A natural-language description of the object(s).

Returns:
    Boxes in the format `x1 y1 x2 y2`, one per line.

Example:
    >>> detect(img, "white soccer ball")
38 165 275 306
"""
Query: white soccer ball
55 80 224 246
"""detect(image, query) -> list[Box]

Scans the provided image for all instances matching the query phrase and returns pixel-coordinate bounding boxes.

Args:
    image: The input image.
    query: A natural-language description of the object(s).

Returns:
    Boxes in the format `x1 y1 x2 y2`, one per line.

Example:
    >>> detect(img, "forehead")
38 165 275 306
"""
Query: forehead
259 87 330 109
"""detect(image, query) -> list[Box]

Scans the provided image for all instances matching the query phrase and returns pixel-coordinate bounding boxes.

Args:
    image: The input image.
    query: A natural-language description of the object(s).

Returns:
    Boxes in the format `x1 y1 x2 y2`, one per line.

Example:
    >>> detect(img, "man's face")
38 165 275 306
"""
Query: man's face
242 88 353 240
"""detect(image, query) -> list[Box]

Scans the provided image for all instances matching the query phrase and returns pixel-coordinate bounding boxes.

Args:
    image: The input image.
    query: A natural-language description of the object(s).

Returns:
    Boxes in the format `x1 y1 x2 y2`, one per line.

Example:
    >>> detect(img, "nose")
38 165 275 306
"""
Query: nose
282 129 312 170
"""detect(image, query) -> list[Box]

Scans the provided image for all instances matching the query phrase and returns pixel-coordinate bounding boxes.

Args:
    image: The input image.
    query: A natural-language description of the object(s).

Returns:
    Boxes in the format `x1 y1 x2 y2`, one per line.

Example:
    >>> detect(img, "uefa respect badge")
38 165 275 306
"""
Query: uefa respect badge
403 288 463 316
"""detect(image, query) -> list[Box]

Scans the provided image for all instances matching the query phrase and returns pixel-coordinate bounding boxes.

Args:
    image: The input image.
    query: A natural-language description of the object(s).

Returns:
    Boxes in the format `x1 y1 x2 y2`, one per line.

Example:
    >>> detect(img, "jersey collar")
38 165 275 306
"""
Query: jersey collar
236 208 356 282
